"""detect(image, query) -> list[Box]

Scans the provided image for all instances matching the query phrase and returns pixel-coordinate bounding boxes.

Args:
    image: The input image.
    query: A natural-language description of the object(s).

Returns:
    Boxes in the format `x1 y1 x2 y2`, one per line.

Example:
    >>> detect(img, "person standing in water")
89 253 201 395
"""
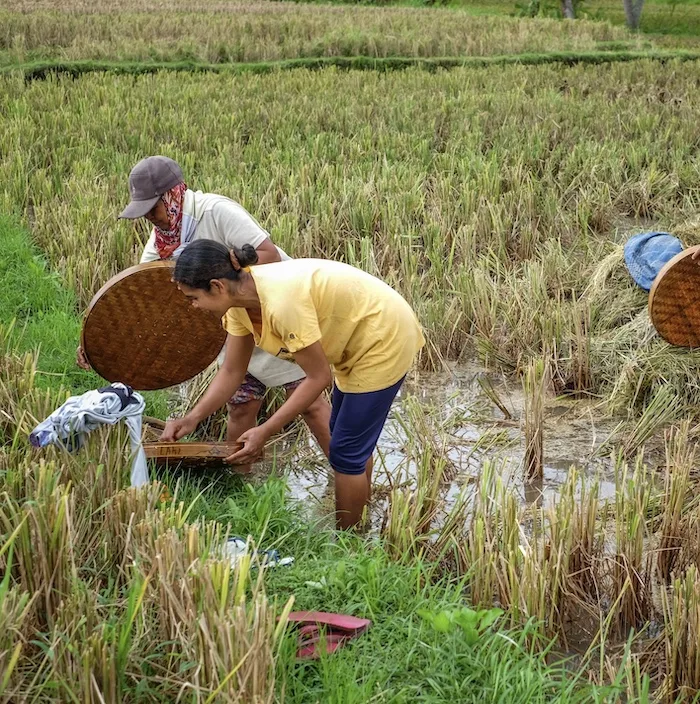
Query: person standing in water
77 156 331 470
161 240 424 529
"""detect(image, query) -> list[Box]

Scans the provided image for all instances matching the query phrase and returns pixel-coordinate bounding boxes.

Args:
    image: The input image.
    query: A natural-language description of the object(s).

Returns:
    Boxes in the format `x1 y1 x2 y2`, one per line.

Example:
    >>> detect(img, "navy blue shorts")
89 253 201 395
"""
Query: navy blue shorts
328 376 405 475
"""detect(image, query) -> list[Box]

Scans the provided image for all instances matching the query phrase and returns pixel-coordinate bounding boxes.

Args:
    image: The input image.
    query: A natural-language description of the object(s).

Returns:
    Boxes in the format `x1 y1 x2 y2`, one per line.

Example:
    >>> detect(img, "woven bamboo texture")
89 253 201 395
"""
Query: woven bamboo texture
649 245 700 347
81 261 226 390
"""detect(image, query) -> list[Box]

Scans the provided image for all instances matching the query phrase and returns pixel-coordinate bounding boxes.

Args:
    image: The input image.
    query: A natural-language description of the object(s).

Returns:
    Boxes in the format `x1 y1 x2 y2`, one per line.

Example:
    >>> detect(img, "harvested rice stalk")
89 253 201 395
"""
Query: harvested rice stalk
523 357 549 483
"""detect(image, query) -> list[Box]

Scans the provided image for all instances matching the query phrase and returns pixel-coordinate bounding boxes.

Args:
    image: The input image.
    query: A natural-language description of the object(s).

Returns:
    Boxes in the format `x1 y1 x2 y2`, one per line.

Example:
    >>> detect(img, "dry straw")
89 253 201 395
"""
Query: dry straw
0 1 633 64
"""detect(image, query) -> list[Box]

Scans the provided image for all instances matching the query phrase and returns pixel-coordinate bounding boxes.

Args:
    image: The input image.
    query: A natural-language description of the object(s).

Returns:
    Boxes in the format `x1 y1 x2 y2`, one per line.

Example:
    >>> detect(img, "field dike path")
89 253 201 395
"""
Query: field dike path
3 49 700 80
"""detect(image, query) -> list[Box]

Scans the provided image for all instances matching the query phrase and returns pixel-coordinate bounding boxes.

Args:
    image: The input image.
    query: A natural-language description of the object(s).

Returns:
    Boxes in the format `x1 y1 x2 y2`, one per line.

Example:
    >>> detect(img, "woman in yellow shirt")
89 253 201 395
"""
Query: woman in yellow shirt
161 240 424 528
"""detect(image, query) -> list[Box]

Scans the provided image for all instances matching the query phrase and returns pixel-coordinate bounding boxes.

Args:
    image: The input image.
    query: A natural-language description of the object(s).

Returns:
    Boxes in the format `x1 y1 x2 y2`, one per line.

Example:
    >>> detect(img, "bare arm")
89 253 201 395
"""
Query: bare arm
253 238 282 265
228 341 331 463
188 333 254 423
259 342 331 435
160 333 255 441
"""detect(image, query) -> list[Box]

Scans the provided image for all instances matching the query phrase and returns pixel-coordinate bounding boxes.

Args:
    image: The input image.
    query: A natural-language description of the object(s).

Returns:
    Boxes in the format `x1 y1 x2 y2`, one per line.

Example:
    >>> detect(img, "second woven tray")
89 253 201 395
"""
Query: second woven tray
649 245 700 347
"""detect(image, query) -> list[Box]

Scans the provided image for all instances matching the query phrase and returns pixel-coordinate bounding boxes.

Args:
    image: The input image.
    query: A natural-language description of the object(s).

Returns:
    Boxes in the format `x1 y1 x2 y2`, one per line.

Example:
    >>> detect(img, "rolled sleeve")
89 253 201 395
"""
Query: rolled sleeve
211 202 269 252
271 300 322 353
224 309 253 337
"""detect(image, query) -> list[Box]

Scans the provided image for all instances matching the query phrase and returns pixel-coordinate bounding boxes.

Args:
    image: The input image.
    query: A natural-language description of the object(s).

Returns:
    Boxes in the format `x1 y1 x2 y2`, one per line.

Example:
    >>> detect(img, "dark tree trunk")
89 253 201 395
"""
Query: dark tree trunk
561 0 576 19
622 0 645 29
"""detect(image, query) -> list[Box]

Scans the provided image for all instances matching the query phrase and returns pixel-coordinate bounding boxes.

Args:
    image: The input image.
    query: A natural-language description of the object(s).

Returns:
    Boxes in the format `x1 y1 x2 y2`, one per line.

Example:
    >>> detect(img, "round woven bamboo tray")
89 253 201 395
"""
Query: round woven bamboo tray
649 245 700 347
81 261 226 390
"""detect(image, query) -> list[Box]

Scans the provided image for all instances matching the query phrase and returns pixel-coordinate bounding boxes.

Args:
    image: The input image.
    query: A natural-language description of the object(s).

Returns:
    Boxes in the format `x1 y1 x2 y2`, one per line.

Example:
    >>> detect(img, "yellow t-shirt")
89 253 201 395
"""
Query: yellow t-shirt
224 259 425 393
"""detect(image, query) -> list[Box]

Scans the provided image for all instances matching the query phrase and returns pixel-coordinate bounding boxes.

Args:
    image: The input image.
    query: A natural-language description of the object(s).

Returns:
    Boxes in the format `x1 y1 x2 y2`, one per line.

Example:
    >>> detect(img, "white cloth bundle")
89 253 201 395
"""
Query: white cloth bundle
29 383 149 486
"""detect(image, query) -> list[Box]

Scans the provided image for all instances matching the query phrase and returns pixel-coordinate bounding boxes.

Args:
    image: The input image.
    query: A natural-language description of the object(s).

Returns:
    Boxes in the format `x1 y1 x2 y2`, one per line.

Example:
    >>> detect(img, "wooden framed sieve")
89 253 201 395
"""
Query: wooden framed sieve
145 440 239 463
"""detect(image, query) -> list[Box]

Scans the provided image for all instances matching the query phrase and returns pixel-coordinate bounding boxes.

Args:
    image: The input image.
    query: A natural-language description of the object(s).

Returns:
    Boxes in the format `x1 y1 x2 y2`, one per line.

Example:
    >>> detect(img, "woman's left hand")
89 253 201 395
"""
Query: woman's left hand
227 426 269 464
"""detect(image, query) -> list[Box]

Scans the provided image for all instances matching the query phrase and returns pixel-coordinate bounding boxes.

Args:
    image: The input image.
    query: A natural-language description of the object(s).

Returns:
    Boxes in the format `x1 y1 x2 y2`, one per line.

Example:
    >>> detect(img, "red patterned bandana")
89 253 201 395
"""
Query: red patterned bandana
154 182 188 259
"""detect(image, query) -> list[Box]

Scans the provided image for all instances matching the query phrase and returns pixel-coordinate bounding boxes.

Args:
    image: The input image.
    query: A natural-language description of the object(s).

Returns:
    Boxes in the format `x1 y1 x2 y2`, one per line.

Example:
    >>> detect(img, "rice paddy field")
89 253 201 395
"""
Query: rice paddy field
4 0 700 701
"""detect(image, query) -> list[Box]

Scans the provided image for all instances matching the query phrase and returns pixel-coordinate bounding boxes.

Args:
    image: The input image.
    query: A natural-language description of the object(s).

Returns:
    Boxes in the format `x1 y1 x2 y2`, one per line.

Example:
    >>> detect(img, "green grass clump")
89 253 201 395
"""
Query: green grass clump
0 215 97 393
0 216 169 414
5 48 700 80
269 547 616 703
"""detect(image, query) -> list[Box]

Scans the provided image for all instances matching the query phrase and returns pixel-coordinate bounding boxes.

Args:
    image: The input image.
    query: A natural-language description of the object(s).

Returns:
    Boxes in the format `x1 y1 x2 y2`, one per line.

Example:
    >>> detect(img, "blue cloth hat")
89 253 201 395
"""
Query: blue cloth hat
623 231 683 292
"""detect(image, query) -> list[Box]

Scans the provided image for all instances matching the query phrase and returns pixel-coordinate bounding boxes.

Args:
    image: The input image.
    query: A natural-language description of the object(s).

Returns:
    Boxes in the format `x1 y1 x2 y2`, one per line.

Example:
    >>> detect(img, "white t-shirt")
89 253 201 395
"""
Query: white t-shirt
141 189 304 387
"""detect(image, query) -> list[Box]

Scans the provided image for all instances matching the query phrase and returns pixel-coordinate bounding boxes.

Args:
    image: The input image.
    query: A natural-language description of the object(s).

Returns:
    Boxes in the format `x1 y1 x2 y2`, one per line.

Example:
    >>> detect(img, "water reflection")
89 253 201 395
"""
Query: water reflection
278 363 623 520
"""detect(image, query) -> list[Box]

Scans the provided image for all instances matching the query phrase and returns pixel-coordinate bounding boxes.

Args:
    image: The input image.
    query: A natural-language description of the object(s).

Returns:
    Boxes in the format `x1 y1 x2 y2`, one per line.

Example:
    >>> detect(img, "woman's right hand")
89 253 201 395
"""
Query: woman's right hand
160 416 197 442
76 345 91 370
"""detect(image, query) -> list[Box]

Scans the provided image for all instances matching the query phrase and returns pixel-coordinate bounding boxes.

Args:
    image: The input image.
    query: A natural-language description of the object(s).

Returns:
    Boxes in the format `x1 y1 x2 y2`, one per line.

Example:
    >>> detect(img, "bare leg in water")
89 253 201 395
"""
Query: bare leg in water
334 471 369 529
332 457 374 529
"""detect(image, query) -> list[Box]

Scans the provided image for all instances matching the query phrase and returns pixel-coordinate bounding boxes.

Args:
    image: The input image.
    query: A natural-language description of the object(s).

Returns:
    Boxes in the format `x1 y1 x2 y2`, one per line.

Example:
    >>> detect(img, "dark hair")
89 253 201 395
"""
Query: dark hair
173 240 258 291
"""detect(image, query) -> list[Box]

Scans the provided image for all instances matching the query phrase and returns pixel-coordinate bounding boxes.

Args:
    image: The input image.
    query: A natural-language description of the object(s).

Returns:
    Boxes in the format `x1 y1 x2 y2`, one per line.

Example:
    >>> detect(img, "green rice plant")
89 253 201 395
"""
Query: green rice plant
622 386 681 456
0 535 31 701
459 460 501 606
102 481 168 580
460 450 658 646
0 460 78 630
127 522 292 702
0 343 65 444
608 385 684 458
34 582 99 701
382 396 457 559
661 564 700 702
509 502 549 633
79 627 121 703
464 461 524 615
657 422 695 582
33 574 147 703
570 299 593 395
611 453 655 636
477 375 513 420
463 471 570 639
71 425 142 516
383 486 429 559
5 62 700 413
523 357 548 482
548 468 605 619
510 469 604 641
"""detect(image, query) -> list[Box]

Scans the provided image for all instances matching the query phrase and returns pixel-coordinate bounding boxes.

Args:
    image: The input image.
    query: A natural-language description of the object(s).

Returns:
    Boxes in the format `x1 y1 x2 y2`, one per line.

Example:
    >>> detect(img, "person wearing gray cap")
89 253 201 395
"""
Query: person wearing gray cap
77 155 331 471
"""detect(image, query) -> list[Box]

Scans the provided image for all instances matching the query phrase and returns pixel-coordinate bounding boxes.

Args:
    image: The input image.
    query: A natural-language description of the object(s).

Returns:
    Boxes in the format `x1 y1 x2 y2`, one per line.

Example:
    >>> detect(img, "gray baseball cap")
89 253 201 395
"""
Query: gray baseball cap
118 156 184 219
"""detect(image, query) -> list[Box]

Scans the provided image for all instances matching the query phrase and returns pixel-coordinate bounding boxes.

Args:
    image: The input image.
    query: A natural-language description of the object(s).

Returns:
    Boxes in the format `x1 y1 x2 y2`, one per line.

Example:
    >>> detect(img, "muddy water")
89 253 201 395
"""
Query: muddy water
281 364 626 523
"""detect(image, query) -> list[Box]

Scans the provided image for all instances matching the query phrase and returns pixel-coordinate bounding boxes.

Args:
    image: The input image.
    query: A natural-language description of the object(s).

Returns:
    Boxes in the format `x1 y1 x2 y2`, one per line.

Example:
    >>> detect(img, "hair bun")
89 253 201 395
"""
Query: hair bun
235 244 259 267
